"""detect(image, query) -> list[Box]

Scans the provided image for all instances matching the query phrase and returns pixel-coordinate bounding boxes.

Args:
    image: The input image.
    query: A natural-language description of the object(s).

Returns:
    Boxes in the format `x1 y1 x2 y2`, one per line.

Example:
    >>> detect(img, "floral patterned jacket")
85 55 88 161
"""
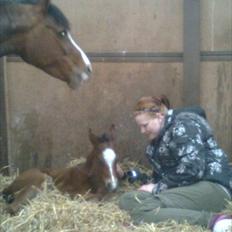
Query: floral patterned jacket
146 107 232 194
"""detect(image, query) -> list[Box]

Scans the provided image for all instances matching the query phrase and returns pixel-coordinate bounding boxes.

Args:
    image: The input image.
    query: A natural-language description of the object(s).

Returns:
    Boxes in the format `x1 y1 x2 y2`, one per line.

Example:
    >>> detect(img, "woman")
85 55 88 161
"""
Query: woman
119 95 232 231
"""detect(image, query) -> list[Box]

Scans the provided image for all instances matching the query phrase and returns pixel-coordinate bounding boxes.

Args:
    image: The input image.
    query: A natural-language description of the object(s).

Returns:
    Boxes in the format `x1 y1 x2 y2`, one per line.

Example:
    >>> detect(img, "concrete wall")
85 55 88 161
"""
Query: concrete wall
4 0 232 172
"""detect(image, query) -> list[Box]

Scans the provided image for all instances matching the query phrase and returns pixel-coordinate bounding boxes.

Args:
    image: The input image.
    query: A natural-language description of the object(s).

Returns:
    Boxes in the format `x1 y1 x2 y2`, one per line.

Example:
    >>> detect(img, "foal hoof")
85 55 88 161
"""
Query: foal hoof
2 193 15 204
4 206 17 215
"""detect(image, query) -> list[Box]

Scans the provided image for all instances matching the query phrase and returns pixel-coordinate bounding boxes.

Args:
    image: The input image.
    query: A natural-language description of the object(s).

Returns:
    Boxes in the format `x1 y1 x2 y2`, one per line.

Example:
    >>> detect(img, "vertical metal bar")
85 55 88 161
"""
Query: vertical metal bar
0 57 9 175
183 0 201 106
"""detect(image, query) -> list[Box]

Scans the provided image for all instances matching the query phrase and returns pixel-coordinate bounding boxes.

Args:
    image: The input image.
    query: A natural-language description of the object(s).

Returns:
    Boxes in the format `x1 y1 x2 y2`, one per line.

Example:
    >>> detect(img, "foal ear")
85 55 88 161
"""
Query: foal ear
88 128 99 146
109 124 116 141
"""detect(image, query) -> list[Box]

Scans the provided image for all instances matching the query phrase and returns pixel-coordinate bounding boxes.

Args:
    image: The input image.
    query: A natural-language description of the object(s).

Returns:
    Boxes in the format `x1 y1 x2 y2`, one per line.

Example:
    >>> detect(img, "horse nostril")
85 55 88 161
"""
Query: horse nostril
106 181 118 192
86 65 92 74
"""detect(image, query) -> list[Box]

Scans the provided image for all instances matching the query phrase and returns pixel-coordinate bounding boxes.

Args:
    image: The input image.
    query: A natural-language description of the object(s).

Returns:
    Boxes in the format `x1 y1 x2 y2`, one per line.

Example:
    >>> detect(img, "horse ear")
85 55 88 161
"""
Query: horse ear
38 0 50 11
88 128 99 146
109 124 116 141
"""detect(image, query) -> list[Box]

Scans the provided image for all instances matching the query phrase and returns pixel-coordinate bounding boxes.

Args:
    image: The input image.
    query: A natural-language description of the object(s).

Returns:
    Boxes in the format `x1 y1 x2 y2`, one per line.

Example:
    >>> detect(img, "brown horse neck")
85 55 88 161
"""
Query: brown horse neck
0 1 45 57
84 150 96 168
0 4 42 37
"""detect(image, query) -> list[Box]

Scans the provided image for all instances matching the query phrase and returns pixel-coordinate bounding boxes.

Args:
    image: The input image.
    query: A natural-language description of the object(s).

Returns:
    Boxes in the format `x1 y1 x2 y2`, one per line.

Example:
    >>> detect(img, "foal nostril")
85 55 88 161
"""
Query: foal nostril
106 181 118 192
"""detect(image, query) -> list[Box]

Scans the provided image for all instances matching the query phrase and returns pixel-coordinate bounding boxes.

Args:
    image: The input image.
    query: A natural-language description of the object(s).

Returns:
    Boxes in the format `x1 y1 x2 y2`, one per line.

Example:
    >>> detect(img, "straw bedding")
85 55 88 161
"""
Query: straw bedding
1 159 230 232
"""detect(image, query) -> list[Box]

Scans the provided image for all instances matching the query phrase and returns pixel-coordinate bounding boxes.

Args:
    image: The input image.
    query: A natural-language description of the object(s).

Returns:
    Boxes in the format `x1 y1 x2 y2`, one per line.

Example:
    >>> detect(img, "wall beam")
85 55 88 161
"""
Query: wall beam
6 51 232 63
0 57 9 175
183 0 201 106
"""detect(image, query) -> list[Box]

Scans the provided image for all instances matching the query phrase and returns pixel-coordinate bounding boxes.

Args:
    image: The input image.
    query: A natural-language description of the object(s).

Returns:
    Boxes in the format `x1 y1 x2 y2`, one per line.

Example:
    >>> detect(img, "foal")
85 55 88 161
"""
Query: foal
2 126 123 214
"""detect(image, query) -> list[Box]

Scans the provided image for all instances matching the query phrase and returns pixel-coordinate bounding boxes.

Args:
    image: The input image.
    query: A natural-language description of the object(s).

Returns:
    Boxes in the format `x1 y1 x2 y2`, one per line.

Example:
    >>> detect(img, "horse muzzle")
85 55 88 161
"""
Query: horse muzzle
69 65 92 89
81 64 92 81
106 179 119 192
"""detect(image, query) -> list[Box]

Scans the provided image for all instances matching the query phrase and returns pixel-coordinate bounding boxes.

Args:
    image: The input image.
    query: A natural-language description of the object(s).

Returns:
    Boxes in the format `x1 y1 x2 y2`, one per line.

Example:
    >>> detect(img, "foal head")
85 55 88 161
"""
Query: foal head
0 0 92 89
87 125 120 193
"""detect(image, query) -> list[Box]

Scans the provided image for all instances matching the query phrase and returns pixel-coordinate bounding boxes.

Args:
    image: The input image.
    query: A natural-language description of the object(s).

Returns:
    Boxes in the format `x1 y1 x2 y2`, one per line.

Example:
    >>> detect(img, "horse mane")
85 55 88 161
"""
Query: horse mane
0 0 38 4
0 1 70 30
48 4 70 30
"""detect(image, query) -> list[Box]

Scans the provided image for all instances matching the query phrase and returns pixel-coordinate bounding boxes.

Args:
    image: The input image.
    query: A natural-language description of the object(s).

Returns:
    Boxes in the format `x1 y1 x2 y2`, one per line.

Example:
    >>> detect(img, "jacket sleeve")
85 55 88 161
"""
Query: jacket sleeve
156 118 207 192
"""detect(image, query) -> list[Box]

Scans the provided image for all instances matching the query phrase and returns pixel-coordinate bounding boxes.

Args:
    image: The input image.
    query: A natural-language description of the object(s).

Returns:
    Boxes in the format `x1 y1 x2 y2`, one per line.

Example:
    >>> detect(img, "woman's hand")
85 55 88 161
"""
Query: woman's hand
138 183 156 193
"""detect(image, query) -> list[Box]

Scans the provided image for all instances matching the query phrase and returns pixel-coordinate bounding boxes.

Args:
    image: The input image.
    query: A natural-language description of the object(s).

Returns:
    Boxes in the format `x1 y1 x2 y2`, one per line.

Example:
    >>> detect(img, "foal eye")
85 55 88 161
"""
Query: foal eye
98 159 104 166
58 30 67 38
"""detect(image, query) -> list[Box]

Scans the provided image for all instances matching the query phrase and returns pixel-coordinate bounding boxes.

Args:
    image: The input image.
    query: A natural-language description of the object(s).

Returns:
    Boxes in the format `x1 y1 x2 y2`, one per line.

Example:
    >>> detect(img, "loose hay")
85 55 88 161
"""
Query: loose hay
0 159 223 232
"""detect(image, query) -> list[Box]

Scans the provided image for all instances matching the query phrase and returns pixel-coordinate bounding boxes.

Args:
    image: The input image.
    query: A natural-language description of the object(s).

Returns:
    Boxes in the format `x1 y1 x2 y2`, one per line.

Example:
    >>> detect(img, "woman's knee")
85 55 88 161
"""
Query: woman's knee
119 191 138 210
119 191 151 211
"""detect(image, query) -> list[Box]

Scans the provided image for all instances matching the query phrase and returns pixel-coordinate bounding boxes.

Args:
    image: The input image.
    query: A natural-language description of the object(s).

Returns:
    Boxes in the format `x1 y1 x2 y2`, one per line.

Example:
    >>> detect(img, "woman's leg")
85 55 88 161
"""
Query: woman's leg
119 190 161 211
119 181 230 226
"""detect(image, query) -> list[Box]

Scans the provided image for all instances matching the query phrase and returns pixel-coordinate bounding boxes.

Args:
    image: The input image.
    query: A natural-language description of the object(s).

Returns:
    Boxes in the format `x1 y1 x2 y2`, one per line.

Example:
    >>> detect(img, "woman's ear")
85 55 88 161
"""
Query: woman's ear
155 112 165 122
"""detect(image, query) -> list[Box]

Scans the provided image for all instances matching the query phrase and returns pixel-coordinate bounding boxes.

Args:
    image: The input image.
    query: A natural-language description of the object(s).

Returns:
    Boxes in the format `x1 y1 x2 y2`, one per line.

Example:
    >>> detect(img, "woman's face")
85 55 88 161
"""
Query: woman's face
135 112 164 141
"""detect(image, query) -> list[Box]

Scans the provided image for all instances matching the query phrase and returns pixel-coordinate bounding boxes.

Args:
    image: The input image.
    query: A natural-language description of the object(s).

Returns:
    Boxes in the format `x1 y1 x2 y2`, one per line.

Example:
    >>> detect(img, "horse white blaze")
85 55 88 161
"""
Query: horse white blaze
67 32 92 76
102 148 118 190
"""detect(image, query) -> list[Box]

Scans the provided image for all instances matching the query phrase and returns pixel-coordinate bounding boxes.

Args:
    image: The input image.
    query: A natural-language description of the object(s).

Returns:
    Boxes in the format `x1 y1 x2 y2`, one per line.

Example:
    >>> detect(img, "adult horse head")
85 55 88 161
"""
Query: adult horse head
0 0 92 89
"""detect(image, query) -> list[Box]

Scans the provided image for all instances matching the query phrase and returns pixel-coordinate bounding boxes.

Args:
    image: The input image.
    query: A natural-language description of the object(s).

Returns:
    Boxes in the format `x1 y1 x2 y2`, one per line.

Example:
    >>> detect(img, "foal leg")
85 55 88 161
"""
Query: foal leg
5 184 43 215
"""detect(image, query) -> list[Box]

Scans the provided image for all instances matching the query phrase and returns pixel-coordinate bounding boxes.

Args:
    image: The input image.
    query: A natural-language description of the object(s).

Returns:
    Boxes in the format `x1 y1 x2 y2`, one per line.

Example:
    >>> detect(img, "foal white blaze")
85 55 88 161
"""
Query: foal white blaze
102 148 118 191
67 32 92 81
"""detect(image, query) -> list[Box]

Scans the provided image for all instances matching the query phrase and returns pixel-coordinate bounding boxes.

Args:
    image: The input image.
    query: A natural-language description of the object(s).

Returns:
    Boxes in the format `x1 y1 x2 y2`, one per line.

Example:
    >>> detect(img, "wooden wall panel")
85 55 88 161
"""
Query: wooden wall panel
54 0 183 52
201 0 232 51
201 62 232 156
6 62 182 171
2 0 232 173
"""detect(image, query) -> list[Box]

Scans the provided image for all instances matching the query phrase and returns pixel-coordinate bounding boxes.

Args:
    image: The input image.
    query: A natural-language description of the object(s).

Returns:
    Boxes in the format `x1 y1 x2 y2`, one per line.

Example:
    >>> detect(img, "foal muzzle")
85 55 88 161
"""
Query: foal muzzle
106 179 118 192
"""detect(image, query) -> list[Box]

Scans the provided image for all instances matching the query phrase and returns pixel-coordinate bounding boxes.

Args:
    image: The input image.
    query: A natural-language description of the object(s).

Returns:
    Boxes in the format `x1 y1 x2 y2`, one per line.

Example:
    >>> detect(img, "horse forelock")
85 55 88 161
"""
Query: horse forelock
98 133 111 143
0 1 70 31
48 4 70 30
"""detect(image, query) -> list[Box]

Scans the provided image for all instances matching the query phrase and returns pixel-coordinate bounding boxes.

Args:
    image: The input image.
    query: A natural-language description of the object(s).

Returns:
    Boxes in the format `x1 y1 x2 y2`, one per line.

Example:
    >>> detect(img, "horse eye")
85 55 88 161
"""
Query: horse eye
98 159 104 166
59 31 67 37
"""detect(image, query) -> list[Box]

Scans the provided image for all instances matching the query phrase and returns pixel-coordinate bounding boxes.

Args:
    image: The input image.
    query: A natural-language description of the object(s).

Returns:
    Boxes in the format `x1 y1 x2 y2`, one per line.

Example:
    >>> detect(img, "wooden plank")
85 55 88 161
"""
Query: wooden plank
0 57 9 175
183 0 201 106
6 51 232 63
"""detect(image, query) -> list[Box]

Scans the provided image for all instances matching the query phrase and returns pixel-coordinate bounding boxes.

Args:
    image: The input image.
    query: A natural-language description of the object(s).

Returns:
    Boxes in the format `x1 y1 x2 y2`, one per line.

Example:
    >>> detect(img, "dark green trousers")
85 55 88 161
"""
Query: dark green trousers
119 181 231 227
